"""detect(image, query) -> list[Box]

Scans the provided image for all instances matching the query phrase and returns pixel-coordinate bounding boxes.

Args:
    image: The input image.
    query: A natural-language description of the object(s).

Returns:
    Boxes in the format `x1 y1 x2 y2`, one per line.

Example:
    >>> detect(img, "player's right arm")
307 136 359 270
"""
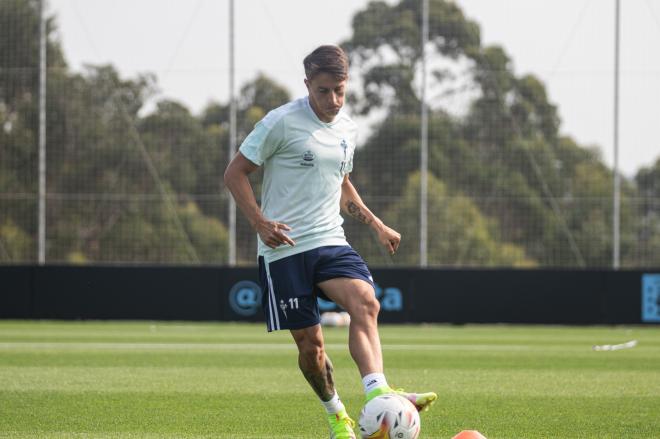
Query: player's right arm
223 152 295 249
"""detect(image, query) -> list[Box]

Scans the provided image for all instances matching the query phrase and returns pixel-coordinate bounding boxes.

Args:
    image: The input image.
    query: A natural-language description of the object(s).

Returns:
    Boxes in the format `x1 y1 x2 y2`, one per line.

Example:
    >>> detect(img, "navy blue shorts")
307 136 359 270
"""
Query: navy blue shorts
258 245 375 332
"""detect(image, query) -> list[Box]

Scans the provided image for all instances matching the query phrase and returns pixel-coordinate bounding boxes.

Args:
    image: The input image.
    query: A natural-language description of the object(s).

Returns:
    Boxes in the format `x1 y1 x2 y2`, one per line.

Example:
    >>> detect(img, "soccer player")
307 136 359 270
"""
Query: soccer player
224 45 436 439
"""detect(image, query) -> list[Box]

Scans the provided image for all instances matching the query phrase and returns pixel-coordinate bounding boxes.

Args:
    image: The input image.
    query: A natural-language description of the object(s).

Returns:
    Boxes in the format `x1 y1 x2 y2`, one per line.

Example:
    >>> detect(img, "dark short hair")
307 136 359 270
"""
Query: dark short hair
303 45 349 80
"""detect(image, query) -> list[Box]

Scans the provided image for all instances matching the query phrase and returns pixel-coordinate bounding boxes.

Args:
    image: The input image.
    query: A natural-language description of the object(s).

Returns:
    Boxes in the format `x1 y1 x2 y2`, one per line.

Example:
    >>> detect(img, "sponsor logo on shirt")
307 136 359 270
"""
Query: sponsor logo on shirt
301 150 315 167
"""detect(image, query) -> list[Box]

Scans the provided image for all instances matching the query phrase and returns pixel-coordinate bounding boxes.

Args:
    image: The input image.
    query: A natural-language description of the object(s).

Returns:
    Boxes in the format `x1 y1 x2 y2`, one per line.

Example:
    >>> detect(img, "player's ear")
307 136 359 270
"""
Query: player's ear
304 78 310 90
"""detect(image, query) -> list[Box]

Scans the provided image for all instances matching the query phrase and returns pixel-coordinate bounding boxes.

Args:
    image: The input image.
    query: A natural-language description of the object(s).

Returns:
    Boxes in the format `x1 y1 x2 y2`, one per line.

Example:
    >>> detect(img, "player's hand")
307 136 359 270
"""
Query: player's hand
377 224 401 255
256 219 295 249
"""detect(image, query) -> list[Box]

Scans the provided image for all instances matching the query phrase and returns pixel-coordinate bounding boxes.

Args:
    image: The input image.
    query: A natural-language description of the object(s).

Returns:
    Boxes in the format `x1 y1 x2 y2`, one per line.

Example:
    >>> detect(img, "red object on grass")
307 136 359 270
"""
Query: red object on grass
452 430 487 439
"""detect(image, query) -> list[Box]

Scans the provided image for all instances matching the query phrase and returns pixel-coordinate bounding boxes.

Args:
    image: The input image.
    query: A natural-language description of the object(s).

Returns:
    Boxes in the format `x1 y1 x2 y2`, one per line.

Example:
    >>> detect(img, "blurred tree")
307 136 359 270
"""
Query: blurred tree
1 0 654 268
381 171 533 266
342 0 642 267
0 0 66 261
634 158 660 266
0 0 234 263
343 0 480 116
0 0 66 112
141 100 213 195
201 73 290 263
637 158 660 199
202 73 290 142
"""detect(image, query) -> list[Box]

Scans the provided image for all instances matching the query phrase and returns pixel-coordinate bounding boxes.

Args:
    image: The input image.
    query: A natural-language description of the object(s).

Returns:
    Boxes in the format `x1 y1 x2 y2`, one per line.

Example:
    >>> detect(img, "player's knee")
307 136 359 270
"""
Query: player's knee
294 331 324 360
365 293 380 318
352 288 380 320
298 340 325 365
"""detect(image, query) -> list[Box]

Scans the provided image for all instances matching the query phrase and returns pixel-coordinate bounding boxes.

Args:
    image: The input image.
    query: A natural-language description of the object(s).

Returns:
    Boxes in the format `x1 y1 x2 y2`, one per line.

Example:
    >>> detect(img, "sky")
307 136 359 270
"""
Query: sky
48 0 660 177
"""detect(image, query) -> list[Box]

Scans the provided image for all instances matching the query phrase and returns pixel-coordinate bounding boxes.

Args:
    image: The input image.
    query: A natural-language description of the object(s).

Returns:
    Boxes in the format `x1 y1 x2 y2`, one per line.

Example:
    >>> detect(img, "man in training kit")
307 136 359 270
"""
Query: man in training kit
224 45 437 439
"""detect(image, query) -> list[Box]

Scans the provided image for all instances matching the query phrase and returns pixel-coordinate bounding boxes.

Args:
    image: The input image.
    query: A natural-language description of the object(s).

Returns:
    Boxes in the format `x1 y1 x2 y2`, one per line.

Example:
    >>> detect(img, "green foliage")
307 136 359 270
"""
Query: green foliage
0 0 66 113
0 219 32 262
141 100 214 194
343 0 480 115
1 0 657 266
91 201 228 264
179 201 228 263
633 157 660 266
383 171 534 266
343 0 650 267
637 157 660 198
0 0 65 262
201 73 290 142
0 1 293 264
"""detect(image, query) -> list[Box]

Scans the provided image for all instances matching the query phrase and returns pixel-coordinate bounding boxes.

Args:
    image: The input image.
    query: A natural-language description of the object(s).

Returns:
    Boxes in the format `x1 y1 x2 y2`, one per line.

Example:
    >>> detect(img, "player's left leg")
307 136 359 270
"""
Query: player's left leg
318 277 437 413
260 251 356 438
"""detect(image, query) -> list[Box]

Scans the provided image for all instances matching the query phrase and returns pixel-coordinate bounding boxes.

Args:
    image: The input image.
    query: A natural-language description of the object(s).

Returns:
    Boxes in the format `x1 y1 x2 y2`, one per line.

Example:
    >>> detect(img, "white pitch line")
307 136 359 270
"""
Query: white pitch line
0 342 532 351
592 339 638 351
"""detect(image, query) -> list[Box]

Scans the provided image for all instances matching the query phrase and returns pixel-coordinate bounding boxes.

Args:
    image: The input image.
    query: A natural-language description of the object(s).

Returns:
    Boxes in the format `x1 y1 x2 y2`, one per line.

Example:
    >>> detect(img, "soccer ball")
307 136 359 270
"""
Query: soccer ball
358 394 421 439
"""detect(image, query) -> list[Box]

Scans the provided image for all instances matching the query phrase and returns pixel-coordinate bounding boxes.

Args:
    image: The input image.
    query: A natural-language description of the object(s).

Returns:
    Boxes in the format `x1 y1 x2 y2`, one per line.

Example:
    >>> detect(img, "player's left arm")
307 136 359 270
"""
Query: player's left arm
340 174 401 255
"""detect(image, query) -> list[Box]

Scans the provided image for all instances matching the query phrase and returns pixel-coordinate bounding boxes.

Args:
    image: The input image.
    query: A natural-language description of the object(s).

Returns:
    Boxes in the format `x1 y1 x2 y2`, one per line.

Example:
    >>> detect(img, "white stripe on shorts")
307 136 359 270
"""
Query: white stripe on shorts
264 260 280 331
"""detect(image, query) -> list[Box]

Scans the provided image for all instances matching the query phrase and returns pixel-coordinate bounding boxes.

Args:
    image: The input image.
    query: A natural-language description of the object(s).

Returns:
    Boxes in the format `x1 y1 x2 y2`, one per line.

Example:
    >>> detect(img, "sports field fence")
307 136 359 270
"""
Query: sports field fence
1 0 659 268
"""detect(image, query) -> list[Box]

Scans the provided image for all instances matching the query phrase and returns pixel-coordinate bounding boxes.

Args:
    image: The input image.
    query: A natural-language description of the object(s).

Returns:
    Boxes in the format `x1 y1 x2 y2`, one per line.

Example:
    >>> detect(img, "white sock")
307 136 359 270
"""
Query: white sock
320 392 345 414
362 372 389 394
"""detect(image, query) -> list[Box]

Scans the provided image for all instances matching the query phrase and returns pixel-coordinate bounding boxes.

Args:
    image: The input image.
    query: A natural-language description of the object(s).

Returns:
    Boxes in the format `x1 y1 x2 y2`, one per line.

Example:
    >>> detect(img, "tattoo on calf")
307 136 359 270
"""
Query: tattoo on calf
346 201 371 224
300 354 335 401
324 355 335 389
303 370 334 401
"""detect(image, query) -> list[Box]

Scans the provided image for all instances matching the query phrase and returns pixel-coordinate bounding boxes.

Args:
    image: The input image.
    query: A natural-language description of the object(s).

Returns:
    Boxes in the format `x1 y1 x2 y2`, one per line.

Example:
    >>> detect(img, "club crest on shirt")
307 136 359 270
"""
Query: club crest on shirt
340 139 348 173
300 150 315 167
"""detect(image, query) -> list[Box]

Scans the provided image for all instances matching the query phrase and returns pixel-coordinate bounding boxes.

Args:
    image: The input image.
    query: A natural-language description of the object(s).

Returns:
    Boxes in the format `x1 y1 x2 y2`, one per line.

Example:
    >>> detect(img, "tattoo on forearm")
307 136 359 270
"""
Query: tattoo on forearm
346 200 372 225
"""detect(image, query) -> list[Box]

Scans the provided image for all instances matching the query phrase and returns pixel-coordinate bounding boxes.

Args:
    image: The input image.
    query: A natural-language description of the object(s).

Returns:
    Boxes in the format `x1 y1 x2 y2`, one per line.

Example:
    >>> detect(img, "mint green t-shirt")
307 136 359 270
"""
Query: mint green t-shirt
239 96 358 262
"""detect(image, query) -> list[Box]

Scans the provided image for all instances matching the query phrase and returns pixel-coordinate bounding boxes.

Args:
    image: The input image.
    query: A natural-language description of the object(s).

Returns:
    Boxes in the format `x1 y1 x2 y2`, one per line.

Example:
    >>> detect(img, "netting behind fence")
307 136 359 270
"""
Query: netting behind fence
1 0 659 268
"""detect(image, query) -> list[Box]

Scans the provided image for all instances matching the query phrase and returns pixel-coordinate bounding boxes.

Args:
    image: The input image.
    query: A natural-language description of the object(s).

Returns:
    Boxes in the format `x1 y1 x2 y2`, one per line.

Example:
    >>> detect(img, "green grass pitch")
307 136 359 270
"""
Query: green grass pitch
0 321 659 438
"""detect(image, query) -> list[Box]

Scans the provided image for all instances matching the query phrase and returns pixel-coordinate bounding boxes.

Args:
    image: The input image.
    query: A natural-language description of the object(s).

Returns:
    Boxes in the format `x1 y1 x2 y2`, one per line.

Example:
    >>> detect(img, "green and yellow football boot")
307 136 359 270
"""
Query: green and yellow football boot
366 386 438 412
328 409 357 439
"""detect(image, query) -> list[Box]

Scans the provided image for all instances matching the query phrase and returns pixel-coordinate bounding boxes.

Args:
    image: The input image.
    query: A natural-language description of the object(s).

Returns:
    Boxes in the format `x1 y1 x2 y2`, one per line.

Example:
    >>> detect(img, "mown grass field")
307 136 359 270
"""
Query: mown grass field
0 321 659 438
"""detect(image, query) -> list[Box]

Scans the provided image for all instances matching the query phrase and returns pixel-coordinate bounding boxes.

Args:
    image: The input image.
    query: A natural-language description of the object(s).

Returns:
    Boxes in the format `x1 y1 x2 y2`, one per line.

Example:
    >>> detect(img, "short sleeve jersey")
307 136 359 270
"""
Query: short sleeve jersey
239 96 358 262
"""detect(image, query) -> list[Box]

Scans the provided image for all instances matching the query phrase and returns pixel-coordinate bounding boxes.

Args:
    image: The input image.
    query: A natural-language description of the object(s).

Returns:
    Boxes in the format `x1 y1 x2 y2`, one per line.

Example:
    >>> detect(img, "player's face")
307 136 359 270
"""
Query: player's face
305 72 347 123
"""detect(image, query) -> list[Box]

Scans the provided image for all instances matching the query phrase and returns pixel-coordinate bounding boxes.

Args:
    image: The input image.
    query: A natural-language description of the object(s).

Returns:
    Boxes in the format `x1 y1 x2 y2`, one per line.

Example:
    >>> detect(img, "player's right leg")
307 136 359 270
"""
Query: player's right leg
313 246 438 414
291 326 356 439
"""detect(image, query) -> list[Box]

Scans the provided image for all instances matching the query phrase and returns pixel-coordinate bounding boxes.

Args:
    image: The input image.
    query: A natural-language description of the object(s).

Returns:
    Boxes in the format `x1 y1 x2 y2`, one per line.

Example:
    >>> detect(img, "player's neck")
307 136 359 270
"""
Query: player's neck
308 96 335 124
